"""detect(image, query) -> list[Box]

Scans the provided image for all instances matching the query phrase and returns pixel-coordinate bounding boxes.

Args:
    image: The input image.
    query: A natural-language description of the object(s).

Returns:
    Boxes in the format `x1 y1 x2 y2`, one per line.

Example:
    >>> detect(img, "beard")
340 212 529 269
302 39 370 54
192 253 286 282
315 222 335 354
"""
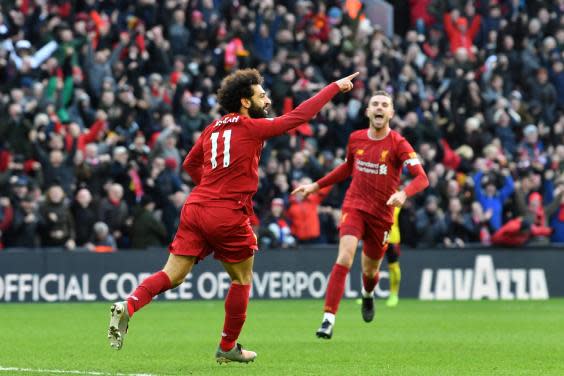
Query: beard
248 101 268 119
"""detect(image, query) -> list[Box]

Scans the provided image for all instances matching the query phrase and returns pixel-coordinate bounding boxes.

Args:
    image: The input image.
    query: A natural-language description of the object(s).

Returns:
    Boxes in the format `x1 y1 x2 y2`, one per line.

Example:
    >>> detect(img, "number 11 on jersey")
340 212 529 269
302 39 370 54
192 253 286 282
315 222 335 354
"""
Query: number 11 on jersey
210 130 232 169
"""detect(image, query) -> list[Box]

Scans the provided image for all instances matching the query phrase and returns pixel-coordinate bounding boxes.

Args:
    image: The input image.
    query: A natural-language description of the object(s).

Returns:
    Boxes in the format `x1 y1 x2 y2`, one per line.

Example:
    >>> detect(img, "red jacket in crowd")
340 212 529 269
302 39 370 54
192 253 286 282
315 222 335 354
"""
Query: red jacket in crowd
287 186 332 241
443 12 481 59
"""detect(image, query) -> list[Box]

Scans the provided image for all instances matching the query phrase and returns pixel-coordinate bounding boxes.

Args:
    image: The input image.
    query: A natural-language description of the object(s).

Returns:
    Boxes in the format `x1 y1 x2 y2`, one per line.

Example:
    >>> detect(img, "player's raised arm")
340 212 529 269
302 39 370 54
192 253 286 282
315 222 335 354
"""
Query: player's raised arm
248 72 360 140
182 134 204 185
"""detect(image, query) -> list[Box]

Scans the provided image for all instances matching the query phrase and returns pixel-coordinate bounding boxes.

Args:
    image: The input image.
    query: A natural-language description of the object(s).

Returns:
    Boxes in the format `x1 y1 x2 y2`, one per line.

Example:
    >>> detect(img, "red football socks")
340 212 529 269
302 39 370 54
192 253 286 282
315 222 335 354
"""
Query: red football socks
127 271 172 317
323 263 350 314
363 272 380 294
220 283 251 352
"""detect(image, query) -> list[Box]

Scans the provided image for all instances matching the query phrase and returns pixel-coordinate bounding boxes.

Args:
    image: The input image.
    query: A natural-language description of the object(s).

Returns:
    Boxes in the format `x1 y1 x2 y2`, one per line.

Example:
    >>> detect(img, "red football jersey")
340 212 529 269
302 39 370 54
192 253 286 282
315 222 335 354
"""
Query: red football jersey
182 83 340 214
318 129 420 225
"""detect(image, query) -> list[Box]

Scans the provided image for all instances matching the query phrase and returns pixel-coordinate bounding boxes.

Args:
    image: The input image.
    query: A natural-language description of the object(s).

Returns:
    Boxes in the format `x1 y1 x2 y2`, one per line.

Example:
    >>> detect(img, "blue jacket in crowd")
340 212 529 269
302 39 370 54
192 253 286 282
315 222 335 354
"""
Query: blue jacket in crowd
473 171 515 231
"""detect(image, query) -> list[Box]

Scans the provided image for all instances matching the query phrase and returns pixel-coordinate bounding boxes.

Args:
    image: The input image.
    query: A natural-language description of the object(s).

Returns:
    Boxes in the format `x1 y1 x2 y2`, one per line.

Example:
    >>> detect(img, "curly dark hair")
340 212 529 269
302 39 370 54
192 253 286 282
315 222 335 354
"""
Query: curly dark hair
217 68 263 114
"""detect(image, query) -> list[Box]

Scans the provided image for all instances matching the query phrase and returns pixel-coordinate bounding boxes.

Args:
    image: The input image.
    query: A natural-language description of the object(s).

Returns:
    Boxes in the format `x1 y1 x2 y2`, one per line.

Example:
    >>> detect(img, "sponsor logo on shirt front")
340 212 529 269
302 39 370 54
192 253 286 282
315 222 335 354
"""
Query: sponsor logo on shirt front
356 159 388 175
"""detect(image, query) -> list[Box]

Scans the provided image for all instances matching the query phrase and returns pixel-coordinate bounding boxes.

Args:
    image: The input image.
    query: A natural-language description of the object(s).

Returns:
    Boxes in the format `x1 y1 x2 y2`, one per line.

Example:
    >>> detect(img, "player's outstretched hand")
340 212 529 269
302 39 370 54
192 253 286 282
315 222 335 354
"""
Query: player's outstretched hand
335 72 360 93
291 182 320 198
386 191 407 207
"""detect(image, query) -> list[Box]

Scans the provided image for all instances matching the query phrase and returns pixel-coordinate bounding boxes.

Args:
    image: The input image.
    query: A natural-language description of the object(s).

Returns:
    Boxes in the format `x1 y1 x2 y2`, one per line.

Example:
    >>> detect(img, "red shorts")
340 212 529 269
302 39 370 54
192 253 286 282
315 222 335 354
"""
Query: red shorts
339 208 391 260
169 204 258 263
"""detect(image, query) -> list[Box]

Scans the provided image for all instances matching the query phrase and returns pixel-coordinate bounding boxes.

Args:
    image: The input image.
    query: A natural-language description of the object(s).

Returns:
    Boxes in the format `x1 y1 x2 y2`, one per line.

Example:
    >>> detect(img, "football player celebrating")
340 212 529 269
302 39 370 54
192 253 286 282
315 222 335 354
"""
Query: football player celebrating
292 91 428 339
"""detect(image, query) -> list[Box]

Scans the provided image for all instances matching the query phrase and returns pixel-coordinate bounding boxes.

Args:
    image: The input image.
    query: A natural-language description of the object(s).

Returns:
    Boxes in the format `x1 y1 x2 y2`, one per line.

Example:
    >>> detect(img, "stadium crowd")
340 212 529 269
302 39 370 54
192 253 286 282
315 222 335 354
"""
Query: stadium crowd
0 0 563 251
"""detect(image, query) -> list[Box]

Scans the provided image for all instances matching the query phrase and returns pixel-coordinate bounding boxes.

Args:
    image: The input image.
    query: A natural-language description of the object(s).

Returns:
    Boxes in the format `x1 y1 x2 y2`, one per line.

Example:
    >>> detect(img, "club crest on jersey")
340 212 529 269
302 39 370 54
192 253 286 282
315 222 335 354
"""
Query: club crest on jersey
380 150 389 162
356 149 364 155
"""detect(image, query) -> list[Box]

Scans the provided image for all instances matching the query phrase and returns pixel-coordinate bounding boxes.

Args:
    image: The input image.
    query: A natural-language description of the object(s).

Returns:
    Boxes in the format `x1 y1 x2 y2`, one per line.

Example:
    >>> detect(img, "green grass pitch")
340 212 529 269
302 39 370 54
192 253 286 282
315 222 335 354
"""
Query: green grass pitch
1 299 563 375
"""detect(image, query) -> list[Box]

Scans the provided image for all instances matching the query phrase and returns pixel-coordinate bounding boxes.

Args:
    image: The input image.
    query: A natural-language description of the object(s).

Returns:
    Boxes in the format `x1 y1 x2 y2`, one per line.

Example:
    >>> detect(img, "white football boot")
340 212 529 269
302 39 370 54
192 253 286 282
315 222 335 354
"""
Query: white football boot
108 301 130 350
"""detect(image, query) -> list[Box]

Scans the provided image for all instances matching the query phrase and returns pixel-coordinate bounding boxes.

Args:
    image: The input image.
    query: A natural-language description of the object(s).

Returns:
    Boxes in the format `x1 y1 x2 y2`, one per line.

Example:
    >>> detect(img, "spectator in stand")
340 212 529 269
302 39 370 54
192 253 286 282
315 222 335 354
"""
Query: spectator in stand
470 201 494 245
287 177 331 244
128 134 151 171
473 165 515 232
149 157 183 213
5 38 59 73
75 143 111 198
1 102 33 159
0 197 13 250
151 113 182 170
517 124 549 172
30 127 78 195
87 222 116 253
6 175 32 208
4 193 39 248
547 178 564 243
71 188 98 247
98 183 129 248
478 0 503 46
492 192 553 247
550 58 564 111
415 195 448 247
109 147 131 196
252 6 282 64
443 197 476 248
443 6 481 60
162 190 188 242
130 196 167 249
526 67 558 125
396 199 418 248
289 150 323 185
260 198 296 249
38 184 75 249
168 8 191 57
491 108 518 158
85 32 127 100
177 96 210 151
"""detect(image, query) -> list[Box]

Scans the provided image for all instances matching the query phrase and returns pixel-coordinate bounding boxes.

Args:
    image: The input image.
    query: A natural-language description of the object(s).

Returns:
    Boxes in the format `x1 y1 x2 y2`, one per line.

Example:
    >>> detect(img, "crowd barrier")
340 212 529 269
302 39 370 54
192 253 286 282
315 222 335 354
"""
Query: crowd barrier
0 246 562 302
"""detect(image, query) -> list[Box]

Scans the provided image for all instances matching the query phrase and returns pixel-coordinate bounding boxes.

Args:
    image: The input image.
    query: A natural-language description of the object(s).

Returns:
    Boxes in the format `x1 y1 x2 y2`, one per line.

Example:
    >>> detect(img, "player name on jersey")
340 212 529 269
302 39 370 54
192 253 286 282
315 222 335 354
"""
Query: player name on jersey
214 115 240 126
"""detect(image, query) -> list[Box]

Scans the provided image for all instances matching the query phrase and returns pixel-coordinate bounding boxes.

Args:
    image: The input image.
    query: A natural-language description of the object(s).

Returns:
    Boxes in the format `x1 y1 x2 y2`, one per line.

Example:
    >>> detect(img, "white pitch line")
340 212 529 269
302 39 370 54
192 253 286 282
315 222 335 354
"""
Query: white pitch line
0 366 156 376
